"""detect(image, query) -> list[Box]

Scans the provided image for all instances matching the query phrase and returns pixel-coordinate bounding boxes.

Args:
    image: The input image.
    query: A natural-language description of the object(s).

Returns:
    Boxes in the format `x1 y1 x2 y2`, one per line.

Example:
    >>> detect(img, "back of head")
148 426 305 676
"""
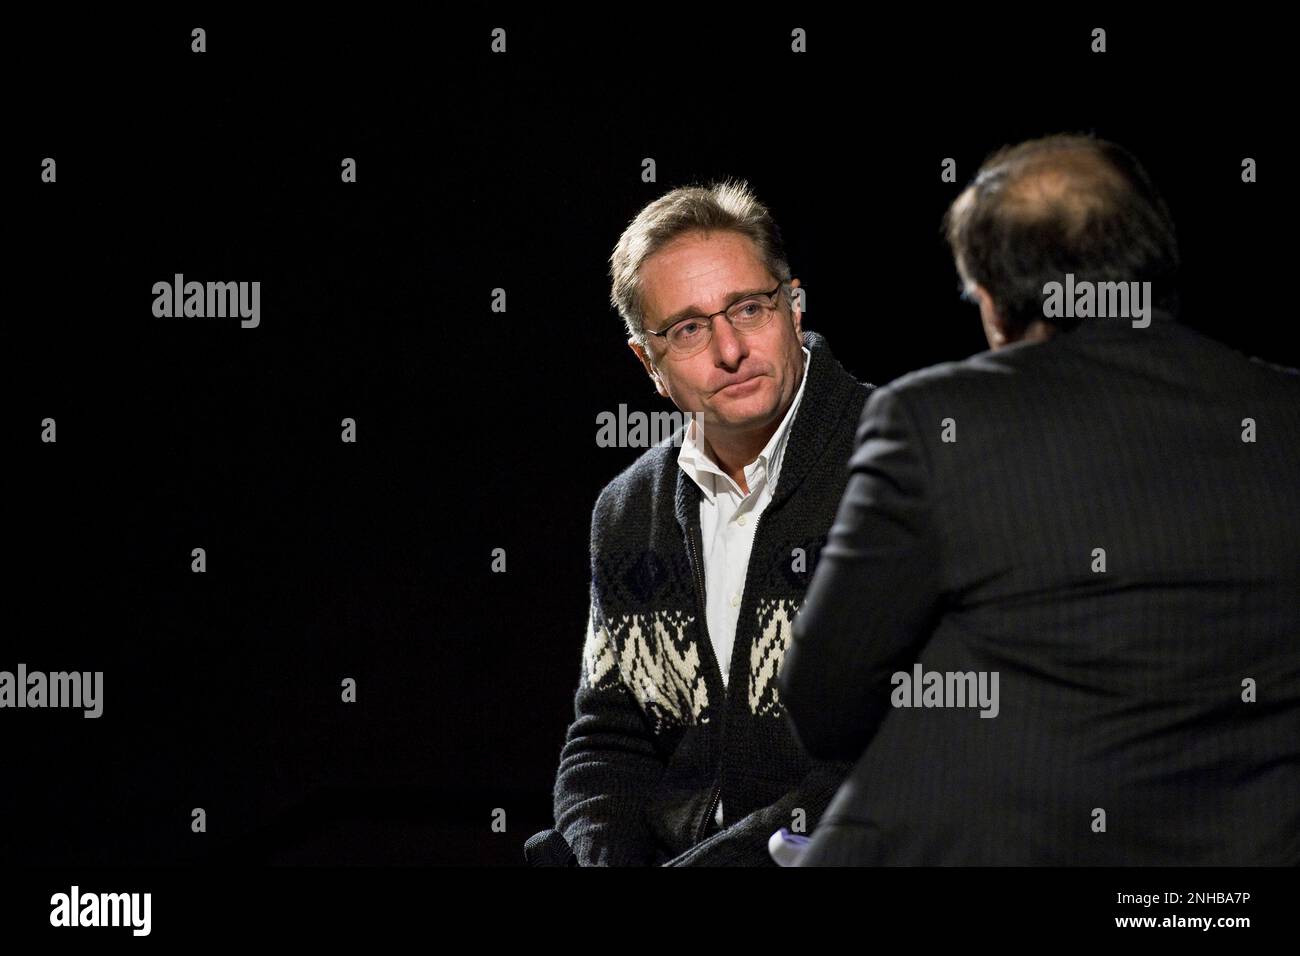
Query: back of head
943 134 1181 333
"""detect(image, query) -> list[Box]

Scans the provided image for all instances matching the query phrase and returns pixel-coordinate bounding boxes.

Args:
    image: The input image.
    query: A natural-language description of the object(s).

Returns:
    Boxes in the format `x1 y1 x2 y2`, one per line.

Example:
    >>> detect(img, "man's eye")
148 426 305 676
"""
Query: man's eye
676 321 702 337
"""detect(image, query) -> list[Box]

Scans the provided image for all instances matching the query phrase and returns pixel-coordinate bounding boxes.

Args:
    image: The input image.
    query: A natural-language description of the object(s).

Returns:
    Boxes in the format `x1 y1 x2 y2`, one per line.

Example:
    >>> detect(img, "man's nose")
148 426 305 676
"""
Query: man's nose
710 316 747 365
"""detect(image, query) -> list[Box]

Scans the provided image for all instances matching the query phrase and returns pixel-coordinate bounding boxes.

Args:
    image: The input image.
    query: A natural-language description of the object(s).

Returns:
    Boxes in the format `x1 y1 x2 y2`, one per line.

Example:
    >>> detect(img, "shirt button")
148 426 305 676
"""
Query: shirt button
737 514 747 526
731 593 741 608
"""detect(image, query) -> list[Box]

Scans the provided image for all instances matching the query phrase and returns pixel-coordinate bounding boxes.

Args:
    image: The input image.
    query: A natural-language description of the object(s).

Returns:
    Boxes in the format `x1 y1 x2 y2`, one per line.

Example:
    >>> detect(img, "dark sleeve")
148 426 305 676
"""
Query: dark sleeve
659 759 854 866
551 497 668 866
777 384 942 761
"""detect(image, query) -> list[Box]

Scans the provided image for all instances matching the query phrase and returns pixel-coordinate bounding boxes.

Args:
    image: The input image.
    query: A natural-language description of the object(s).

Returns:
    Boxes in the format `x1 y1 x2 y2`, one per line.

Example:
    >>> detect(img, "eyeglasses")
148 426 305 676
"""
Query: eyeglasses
645 281 785 357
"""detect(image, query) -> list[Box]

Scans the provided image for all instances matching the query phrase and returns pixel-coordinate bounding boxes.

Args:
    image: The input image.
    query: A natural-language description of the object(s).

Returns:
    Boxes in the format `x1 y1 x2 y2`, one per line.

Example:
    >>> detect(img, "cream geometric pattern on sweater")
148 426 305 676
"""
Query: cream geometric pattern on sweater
584 598 802 730
584 606 709 733
749 598 800 718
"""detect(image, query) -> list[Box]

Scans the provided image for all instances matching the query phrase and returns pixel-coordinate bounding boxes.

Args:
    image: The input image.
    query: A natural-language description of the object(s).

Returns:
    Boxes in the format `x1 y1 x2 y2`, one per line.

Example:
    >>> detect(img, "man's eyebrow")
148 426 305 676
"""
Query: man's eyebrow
658 287 770 328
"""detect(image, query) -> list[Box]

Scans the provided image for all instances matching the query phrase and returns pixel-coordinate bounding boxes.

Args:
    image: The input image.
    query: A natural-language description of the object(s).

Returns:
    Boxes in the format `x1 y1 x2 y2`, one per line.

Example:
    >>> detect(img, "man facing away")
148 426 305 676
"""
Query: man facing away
547 179 873 865
779 134 1300 865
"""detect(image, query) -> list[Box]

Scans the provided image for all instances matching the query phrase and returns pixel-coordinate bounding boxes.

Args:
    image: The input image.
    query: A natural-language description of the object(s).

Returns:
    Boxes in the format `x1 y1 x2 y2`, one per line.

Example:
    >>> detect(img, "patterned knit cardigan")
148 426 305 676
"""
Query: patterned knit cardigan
553 329 874 865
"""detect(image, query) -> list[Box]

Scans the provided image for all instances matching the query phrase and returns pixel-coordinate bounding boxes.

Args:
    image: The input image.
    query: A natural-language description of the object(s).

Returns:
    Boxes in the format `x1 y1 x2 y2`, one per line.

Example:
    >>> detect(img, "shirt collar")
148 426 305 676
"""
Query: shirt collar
677 346 812 500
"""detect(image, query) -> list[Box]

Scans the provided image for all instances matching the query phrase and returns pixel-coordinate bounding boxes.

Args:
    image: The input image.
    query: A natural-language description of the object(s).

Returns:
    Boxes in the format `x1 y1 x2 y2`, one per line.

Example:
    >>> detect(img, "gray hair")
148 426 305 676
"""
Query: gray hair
609 178 792 347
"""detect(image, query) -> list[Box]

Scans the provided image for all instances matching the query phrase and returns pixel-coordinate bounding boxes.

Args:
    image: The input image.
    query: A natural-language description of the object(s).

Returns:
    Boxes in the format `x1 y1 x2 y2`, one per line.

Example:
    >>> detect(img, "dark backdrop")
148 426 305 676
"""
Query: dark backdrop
5 14 1289 865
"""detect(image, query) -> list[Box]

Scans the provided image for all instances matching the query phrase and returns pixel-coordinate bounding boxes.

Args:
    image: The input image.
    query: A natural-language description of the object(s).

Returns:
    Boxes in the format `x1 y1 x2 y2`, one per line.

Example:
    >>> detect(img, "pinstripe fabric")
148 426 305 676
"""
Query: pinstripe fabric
780 312 1300 865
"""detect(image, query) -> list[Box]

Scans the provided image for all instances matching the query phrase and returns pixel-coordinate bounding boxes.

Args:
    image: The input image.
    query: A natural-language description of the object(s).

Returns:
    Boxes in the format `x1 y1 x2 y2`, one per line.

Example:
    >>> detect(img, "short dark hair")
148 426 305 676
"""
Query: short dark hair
943 134 1181 332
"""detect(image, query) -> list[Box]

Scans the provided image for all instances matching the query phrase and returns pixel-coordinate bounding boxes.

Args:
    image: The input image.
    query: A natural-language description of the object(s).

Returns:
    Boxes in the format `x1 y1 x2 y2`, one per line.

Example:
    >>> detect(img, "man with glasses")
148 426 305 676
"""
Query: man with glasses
545 179 874 865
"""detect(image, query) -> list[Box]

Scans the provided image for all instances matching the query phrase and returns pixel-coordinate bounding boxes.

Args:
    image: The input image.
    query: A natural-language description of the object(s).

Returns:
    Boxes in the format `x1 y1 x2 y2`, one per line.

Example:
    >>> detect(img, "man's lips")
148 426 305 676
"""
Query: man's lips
715 373 764 395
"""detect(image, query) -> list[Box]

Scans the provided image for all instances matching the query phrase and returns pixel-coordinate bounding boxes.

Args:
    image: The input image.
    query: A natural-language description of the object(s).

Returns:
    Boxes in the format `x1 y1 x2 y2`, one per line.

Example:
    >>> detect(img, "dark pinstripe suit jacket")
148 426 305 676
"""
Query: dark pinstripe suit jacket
777 311 1300 865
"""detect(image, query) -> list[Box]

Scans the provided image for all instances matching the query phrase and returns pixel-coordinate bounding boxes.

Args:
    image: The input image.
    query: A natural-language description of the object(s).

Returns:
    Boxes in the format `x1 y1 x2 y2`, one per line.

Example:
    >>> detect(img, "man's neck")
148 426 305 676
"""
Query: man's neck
704 422 780 496
704 348 808 495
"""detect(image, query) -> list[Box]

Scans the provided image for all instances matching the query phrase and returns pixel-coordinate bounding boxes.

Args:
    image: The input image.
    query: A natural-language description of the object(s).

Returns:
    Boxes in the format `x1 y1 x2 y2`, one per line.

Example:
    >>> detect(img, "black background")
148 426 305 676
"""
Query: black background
5 13 1291 867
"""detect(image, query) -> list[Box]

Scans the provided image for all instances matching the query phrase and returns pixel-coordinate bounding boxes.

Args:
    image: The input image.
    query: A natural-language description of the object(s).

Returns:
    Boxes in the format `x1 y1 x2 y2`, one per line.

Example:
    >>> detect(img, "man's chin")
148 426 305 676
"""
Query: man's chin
706 391 777 430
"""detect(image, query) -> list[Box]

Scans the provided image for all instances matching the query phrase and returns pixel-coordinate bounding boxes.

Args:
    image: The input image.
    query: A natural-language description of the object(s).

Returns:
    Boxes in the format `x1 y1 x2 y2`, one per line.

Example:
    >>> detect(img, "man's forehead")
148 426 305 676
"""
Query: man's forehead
641 232 768 319
646 230 760 274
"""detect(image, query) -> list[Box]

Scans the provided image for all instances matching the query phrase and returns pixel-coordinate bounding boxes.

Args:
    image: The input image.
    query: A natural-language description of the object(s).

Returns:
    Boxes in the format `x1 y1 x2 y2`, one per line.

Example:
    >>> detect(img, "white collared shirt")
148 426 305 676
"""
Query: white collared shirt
676 347 810 828
676 346 812 692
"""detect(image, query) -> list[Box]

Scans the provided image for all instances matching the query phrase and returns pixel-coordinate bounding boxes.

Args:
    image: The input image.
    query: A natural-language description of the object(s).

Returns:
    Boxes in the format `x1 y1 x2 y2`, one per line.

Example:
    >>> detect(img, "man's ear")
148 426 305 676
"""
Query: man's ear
788 278 803 338
628 337 671 398
972 284 1010 349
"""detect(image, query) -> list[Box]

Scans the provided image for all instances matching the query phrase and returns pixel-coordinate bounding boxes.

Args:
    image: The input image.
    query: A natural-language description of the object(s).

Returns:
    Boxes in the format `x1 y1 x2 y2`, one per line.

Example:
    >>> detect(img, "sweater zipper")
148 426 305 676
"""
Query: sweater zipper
690 506 768 843
687 520 727 843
